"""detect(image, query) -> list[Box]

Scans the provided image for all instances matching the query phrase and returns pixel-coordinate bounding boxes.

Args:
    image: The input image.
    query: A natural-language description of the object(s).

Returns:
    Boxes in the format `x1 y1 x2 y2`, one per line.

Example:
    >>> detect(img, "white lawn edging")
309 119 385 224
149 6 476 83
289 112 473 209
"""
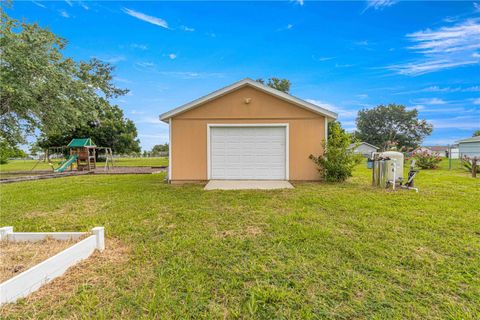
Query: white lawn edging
0 226 105 305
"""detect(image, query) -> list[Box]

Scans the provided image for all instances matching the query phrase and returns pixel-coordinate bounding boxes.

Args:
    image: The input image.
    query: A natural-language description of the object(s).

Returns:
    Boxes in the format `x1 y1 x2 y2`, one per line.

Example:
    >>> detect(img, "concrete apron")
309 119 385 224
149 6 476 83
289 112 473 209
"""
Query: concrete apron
204 180 294 190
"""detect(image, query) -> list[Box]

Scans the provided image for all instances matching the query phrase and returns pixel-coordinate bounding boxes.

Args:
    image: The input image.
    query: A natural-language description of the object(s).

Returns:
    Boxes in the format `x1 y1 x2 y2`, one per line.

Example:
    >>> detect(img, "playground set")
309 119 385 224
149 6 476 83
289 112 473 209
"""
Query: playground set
44 138 114 173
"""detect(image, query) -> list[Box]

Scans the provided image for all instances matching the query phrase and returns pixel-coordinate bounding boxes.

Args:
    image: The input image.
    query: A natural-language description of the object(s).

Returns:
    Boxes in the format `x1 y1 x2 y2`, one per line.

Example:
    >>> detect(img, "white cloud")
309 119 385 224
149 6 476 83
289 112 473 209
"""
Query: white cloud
122 8 169 29
32 1 46 8
293 0 304 6
113 77 132 84
133 63 224 79
135 61 155 68
180 25 195 32
473 98 480 105
65 0 72 7
356 94 368 99
139 134 169 139
421 86 456 93
335 63 354 68
306 99 358 118
137 116 162 124
313 56 335 62
159 71 224 79
396 85 480 95
429 117 480 130
389 19 480 75
97 55 126 64
413 98 448 105
79 2 89 10
278 24 294 31
474 2 480 12
169 53 177 60
131 43 148 50
363 0 397 12
355 40 369 46
59 10 69 18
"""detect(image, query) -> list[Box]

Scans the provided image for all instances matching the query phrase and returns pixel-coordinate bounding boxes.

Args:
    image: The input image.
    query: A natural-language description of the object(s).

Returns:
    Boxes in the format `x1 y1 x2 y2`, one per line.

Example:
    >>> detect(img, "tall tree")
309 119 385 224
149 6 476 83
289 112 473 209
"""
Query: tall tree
37 103 141 154
355 104 432 151
473 130 480 137
0 7 127 147
151 143 169 154
256 77 291 93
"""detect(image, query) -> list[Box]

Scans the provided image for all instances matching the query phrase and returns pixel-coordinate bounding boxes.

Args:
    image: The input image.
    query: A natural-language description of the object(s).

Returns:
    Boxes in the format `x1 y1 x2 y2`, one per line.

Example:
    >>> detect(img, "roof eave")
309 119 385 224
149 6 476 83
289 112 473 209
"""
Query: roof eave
159 78 338 122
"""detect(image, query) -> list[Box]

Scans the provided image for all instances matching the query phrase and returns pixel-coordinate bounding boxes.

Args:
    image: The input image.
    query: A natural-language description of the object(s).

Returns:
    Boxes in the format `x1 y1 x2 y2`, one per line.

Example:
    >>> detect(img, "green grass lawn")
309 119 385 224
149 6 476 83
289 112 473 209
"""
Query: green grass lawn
0 163 478 319
0 157 168 173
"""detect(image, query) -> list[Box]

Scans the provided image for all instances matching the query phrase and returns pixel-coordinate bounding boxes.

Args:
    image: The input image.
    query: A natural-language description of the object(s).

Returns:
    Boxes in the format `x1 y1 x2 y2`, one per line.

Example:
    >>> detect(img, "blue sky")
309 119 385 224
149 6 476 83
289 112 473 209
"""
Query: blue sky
8 0 480 150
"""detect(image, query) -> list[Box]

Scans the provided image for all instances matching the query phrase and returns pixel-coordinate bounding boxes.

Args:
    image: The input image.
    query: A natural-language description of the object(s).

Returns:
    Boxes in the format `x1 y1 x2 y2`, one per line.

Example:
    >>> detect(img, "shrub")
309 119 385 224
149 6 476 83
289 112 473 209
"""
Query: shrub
462 156 480 174
309 121 358 182
413 151 442 169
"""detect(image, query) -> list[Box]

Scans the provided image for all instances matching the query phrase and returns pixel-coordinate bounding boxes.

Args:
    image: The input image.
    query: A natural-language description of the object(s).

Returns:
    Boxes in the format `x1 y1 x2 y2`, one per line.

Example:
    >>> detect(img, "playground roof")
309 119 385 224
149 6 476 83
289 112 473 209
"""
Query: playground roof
67 138 96 148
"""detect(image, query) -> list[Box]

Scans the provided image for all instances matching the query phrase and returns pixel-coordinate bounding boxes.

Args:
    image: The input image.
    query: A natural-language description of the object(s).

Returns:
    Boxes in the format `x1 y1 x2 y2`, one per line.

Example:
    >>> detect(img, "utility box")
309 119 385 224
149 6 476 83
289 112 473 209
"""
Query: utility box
372 151 404 189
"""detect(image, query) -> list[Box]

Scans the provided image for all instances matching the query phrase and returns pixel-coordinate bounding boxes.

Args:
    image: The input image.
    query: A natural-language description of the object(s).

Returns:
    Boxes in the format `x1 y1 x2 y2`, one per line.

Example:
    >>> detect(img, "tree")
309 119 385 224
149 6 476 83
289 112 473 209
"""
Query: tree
151 143 169 154
355 104 432 151
473 130 480 137
36 103 141 154
309 121 358 182
256 77 291 93
0 138 27 164
0 7 127 148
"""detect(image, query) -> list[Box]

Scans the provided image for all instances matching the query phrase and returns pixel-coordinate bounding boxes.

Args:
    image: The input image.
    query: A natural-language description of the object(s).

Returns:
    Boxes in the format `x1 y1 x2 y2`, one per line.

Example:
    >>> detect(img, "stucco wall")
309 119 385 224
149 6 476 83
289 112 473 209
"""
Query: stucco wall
170 86 326 181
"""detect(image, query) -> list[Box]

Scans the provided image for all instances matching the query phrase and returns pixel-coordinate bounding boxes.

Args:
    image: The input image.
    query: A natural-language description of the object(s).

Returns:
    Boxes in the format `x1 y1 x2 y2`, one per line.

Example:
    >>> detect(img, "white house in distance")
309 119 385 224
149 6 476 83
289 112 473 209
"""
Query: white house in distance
456 136 480 158
348 142 379 157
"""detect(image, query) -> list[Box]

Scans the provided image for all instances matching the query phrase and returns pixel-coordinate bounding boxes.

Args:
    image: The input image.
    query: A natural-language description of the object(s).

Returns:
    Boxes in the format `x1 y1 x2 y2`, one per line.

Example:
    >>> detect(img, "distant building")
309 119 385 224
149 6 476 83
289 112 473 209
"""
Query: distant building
456 136 480 158
449 145 459 159
426 146 449 157
413 147 434 155
348 142 379 157
413 146 454 158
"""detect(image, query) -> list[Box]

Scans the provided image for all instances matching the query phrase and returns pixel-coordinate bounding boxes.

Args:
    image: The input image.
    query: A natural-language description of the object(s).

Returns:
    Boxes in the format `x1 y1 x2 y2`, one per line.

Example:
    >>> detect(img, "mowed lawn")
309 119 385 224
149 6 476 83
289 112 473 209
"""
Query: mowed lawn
0 157 168 173
0 162 479 318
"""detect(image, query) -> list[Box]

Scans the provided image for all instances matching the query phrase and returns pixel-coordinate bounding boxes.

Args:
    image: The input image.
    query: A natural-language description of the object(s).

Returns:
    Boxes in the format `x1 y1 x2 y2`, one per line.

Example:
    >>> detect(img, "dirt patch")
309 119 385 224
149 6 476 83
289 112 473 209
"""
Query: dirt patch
0 238 130 317
0 237 83 283
91 166 166 174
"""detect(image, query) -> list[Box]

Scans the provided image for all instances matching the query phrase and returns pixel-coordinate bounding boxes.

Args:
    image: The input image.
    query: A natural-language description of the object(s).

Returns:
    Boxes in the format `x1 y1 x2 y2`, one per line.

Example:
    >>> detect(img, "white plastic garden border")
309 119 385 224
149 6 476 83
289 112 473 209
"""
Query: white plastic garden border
0 226 105 305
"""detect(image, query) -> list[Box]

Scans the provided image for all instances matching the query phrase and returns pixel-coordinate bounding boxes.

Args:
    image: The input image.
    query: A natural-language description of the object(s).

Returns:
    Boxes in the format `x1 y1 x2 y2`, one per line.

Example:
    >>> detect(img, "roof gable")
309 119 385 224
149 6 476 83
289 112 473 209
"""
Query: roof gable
159 78 338 122
456 136 480 144
348 142 379 150
67 138 96 148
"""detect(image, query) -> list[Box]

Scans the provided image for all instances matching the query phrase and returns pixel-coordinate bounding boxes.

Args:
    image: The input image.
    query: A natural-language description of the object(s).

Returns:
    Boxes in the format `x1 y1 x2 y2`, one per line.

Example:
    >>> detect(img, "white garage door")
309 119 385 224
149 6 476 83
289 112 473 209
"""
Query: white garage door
210 126 287 180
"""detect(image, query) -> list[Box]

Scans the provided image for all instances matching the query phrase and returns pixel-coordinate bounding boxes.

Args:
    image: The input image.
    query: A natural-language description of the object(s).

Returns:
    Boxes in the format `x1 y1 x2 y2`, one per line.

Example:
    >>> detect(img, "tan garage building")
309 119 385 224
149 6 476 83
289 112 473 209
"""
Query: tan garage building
159 78 337 183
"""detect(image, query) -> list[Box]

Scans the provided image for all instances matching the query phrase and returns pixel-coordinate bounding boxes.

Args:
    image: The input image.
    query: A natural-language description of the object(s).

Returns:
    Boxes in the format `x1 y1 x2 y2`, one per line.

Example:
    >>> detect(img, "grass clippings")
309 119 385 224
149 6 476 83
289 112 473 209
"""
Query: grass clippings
1 238 130 318
0 237 82 283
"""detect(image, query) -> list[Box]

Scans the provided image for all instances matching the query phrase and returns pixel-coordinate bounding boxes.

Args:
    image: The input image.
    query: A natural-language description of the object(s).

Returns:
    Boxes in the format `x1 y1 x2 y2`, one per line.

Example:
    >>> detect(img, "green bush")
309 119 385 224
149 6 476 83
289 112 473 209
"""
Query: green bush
309 121 358 182
413 151 442 169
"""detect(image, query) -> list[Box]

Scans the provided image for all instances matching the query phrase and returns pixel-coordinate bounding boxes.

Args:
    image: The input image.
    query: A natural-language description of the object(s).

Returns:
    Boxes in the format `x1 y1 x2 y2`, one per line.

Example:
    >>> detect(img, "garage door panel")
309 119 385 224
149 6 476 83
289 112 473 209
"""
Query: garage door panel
210 126 286 180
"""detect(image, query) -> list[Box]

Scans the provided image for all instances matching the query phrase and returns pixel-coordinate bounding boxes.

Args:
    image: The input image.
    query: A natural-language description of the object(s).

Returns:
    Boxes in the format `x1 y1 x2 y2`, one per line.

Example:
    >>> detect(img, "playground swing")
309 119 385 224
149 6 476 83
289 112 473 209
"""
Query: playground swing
45 138 114 173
